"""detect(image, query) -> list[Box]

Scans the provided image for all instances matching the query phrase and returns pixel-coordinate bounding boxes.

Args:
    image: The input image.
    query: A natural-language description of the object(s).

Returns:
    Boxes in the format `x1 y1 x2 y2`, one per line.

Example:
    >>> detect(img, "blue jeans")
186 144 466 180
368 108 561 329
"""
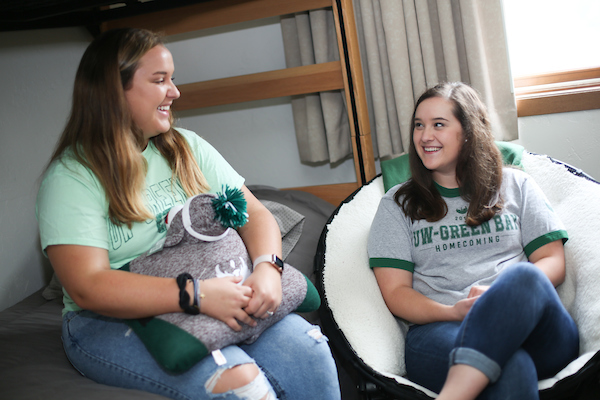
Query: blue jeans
62 312 340 400
405 262 579 399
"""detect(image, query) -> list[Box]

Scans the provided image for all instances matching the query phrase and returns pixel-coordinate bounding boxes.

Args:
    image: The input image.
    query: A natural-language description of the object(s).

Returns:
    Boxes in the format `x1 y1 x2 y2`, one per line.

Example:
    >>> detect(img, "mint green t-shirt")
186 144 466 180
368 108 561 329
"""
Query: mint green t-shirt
36 128 244 314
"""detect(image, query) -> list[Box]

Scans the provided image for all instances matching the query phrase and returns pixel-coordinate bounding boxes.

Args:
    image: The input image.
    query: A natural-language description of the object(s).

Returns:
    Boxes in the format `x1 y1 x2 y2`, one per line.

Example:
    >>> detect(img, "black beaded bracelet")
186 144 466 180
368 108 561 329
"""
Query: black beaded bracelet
192 278 200 313
176 273 200 315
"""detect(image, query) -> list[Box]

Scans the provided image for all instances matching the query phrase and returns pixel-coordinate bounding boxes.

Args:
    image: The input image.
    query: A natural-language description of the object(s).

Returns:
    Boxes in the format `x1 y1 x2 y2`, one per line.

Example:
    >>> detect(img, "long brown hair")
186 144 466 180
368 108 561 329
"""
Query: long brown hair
394 82 503 226
48 28 209 227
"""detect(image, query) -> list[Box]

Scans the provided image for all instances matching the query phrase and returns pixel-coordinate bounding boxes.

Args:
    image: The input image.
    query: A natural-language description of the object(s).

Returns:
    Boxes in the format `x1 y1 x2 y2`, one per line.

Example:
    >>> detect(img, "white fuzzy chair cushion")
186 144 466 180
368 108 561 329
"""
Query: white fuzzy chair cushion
322 152 600 395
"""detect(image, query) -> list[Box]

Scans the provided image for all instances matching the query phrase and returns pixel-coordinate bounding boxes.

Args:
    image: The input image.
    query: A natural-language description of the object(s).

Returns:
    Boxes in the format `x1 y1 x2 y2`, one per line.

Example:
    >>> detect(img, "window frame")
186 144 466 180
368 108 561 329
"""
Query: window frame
513 67 600 117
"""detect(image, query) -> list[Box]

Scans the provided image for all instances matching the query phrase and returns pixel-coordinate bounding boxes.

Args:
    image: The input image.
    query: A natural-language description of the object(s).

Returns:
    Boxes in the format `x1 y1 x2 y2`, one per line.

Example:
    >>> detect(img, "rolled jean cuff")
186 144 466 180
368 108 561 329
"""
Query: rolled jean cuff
449 347 501 383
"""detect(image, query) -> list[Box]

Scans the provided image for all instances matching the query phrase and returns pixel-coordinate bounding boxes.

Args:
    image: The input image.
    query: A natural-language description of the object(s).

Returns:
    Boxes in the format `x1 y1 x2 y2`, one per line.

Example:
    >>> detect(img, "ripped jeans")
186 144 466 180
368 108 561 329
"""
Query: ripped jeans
62 312 340 400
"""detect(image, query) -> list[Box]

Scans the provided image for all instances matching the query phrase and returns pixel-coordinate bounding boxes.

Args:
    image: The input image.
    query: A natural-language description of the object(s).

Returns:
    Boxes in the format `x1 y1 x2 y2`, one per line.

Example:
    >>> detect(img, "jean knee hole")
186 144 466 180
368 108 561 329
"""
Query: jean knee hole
306 326 327 343
230 370 272 400
206 362 261 395
205 367 227 393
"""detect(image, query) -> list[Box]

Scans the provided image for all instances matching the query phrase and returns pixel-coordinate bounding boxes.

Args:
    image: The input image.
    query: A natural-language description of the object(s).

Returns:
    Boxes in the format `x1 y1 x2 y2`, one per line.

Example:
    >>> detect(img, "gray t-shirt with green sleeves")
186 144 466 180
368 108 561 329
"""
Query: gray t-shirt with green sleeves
36 128 245 314
368 167 568 306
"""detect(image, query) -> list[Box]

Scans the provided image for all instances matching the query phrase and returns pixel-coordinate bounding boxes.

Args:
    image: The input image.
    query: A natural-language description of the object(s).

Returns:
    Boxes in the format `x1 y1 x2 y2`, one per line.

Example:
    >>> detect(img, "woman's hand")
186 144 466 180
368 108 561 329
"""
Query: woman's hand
242 264 283 319
468 285 489 298
200 276 255 331
451 285 489 321
452 296 478 321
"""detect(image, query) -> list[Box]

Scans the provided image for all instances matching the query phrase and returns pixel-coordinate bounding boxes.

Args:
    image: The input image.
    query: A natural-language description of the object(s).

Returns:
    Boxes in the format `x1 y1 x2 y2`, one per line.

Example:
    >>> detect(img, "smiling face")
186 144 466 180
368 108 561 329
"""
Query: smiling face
413 96 464 188
124 45 180 144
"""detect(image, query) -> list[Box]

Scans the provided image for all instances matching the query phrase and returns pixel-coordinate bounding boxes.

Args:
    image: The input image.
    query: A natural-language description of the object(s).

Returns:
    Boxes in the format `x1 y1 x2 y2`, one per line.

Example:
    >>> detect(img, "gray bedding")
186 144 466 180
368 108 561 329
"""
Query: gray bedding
0 187 337 399
0 289 168 399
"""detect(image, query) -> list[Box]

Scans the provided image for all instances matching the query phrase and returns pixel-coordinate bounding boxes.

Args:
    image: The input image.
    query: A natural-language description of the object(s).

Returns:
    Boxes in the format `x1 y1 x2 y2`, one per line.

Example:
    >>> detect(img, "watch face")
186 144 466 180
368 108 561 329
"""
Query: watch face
274 256 284 269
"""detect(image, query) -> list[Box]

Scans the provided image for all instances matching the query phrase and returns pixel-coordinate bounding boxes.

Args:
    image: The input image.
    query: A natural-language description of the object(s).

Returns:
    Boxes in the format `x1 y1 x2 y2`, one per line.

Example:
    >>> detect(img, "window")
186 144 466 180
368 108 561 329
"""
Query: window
502 0 600 116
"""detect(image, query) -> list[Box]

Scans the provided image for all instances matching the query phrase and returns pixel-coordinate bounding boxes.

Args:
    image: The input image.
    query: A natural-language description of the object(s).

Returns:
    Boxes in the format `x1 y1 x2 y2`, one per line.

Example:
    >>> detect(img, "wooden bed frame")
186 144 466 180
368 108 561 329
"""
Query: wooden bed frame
102 0 376 206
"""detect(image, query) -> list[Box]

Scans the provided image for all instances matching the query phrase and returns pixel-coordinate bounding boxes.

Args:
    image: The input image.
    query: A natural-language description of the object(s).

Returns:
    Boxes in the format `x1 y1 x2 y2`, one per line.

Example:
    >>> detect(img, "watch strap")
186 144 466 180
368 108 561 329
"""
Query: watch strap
253 254 284 273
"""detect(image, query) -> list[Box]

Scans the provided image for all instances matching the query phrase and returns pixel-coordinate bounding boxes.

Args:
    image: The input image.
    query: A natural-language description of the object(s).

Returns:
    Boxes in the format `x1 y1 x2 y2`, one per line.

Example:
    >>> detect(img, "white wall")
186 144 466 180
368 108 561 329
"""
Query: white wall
513 110 600 181
0 27 92 312
167 18 356 188
0 21 598 312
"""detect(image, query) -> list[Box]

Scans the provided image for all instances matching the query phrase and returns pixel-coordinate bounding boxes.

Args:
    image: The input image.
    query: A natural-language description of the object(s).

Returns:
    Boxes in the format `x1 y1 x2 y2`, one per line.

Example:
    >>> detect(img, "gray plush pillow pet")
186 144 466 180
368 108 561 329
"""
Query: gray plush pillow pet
125 188 320 373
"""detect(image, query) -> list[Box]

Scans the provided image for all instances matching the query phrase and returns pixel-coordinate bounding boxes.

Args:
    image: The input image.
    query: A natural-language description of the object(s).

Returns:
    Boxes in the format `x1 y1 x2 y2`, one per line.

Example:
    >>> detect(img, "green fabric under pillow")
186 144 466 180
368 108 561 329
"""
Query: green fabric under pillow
296 275 321 313
381 141 525 193
126 317 209 374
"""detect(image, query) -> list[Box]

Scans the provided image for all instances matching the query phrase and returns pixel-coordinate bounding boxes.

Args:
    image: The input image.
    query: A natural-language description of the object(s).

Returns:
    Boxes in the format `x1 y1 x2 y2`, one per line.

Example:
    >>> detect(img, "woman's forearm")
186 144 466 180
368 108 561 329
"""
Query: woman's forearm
237 185 282 263
384 285 462 325
374 267 465 324
47 244 186 318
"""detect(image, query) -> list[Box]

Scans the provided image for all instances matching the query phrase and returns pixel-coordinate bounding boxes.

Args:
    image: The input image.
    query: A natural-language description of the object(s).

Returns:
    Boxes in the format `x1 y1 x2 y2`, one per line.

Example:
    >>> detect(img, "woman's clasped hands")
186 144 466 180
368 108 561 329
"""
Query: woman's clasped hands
200 266 282 331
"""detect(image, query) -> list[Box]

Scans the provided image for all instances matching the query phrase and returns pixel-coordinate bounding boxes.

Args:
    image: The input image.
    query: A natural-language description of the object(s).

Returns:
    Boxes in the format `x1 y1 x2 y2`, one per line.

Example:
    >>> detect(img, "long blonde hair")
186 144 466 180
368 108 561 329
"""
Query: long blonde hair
48 28 209 227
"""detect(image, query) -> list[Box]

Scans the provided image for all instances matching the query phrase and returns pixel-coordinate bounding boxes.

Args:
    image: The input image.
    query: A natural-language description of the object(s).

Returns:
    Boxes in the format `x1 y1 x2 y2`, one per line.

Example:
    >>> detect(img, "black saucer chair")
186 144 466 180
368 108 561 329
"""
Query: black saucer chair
316 149 600 399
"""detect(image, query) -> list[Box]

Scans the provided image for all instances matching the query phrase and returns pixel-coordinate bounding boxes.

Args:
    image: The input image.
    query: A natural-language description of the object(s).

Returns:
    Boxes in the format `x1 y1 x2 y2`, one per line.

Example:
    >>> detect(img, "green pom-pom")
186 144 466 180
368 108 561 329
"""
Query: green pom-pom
212 186 248 229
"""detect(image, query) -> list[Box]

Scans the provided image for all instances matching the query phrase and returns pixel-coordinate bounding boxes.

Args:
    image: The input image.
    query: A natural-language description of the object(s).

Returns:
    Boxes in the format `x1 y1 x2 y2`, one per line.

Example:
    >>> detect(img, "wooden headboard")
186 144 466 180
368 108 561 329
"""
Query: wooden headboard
102 0 376 206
